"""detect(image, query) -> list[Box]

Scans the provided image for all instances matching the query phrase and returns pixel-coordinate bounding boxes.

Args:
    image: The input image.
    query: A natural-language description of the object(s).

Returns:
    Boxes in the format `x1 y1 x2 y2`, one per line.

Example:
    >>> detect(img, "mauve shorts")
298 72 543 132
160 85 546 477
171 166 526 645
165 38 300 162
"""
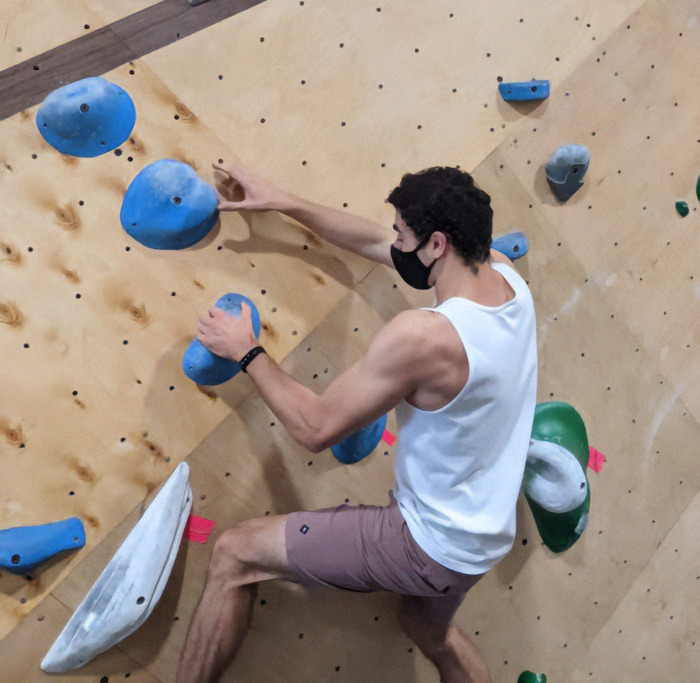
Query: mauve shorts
285 492 484 627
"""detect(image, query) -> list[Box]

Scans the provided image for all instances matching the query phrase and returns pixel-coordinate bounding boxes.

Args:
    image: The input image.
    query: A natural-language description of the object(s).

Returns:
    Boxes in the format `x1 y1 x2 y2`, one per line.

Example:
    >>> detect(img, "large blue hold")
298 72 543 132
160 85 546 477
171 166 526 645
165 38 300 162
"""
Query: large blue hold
36 77 136 157
331 414 388 464
183 294 261 385
121 160 219 250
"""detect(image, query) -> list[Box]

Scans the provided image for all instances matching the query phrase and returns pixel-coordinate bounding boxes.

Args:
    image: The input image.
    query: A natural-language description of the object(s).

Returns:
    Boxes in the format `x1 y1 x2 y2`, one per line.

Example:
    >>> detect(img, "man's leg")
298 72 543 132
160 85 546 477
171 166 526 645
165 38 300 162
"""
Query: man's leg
398 595 492 683
176 514 295 683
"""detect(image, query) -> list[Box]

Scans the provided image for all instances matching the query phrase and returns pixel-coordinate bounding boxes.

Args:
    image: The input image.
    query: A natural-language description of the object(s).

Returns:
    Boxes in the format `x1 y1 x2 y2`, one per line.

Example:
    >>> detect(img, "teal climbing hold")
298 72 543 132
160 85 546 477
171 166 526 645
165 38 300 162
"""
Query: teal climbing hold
675 201 689 217
696 175 700 202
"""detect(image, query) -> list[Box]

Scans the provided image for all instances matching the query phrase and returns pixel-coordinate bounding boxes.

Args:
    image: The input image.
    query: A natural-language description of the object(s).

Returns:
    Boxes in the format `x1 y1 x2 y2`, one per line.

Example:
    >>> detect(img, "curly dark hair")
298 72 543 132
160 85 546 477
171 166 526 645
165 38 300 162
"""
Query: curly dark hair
386 167 493 265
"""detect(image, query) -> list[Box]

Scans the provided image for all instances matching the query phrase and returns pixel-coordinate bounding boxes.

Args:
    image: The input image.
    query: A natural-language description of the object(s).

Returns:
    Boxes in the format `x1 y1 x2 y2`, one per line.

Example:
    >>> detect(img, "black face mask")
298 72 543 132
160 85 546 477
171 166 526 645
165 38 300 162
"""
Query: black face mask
390 233 437 290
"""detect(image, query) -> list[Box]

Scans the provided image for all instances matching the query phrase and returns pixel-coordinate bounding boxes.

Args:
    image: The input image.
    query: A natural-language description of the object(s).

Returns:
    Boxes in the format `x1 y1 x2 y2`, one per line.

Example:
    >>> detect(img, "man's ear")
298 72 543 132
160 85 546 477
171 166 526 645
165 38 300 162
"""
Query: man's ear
430 231 449 257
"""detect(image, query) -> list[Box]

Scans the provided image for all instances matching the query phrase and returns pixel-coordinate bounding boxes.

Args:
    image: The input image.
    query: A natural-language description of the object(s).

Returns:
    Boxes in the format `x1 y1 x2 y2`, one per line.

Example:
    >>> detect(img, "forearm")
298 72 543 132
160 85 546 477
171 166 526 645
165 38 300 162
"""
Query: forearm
276 194 392 263
245 352 325 452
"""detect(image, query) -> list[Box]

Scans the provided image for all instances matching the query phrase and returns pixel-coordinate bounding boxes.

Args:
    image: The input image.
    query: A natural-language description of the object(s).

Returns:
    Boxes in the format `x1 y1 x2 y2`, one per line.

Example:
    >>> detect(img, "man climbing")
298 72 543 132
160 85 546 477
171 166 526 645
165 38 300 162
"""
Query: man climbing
176 163 538 683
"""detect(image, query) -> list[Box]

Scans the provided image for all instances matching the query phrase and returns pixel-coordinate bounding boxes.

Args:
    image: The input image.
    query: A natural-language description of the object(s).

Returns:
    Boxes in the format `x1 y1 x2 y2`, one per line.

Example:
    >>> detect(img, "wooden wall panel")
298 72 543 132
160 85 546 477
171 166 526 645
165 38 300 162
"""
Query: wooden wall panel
0 0 158 69
1 0 698 681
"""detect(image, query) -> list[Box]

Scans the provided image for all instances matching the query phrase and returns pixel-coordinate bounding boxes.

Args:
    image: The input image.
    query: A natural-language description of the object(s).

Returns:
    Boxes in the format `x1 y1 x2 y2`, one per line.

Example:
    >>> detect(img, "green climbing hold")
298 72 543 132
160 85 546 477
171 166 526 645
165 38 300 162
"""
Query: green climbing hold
518 672 547 683
675 201 689 217
696 174 700 202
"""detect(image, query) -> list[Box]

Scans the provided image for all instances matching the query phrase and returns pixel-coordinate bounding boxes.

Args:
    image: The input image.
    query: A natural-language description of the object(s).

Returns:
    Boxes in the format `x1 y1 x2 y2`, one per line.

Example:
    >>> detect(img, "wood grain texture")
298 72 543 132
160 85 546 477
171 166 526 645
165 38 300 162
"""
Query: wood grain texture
0 0 698 680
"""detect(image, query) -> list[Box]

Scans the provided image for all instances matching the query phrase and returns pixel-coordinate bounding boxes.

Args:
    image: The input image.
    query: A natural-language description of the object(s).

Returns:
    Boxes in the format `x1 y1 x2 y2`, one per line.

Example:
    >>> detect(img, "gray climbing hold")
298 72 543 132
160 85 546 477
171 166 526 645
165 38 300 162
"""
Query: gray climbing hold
36 77 136 157
120 160 219 249
545 144 591 201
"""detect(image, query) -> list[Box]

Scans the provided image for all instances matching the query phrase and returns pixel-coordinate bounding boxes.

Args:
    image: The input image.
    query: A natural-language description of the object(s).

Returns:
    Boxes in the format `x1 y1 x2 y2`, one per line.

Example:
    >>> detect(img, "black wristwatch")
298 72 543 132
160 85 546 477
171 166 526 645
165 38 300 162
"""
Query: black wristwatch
239 345 266 373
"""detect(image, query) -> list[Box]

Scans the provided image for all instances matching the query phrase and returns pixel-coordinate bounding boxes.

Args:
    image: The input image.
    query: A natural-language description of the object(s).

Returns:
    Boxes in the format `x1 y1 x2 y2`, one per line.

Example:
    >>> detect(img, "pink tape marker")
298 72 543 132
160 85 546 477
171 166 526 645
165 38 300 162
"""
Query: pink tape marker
184 515 216 544
588 446 606 473
382 429 396 447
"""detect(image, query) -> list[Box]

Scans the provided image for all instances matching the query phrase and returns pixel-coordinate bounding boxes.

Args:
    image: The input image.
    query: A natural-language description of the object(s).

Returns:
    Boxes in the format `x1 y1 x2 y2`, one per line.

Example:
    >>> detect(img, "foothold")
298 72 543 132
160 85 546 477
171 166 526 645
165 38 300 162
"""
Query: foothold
182 294 261 385
120 160 219 249
518 672 547 683
41 463 192 672
331 414 388 464
524 402 591 553
545 144 591 201
498 80 550 102
491 231 529 260
675 200 689 217
36 77 136 157
0 517 86 574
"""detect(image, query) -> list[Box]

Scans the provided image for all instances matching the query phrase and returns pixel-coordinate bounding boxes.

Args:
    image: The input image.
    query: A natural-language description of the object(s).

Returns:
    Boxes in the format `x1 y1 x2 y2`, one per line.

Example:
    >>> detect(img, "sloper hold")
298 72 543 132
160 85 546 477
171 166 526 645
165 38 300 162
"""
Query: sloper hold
120 159 219 249
182 294 261 385
0 517 86 574
498 80 550 101
524 402 591 553
36 77 136 157
41 462 193 672
331 414 388 464
545 144 591 201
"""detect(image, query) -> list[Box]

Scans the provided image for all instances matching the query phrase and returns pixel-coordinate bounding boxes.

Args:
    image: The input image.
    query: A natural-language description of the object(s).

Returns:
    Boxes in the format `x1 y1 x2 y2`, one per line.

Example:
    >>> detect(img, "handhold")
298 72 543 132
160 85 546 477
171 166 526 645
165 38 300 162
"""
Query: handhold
36 77 136 157
182 294 261 385
0 517 85 574
524 402 591 553
120 159 219 249
41 462 192 672
331 414 388 464
696 175 700 202
491 231 529 260
545 144 591 201
498 80 550 102
675 201 689 217
518 672 547 683
524 440 588 513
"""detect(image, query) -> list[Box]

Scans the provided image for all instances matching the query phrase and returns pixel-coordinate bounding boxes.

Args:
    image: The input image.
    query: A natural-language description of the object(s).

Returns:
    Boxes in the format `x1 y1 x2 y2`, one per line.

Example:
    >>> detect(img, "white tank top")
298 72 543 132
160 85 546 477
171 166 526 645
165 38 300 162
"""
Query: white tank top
394 263 538 574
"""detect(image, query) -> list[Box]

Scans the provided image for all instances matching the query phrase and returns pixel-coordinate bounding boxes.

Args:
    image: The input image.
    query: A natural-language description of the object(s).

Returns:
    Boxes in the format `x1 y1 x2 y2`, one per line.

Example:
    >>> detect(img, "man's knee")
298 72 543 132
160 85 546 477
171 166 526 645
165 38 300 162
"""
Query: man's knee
208 517 287 587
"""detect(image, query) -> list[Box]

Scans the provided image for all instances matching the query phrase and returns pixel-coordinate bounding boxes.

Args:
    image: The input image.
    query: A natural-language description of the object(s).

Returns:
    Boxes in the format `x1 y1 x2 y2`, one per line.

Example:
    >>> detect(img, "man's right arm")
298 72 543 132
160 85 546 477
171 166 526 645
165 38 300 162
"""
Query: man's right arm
214 162 395 267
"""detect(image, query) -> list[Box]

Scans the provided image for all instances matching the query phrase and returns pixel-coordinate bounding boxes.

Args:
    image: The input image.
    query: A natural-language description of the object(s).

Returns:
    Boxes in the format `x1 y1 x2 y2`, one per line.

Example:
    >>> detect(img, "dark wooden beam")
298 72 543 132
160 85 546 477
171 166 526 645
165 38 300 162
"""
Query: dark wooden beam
0 0 265 121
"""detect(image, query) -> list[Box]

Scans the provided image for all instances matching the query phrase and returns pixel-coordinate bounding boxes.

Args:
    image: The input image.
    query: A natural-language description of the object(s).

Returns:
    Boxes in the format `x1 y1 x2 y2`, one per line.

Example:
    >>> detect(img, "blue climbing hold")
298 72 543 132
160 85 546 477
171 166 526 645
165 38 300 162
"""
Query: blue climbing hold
546 144 591 201
121 159 219 249
36 77 136 157
182 294 261 385
492 231 529 260
331 414 388 464
0 517 86 574
498 80 550 102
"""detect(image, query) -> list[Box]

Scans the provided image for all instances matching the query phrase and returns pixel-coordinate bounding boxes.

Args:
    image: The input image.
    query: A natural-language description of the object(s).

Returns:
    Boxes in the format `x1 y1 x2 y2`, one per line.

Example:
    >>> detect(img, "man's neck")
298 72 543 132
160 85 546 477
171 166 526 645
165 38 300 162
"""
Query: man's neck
433 255 512 308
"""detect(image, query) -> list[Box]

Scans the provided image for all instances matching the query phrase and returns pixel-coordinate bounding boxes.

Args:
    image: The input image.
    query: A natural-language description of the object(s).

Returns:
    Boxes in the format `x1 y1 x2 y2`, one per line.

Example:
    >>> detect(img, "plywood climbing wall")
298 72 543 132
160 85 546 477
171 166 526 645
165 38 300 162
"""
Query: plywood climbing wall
1 0 698 681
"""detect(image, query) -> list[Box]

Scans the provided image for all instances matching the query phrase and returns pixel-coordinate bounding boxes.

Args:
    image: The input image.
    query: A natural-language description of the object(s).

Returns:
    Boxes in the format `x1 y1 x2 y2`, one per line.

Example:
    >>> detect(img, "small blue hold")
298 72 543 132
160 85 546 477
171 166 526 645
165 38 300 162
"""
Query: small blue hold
331 414 388 464
182 294 261 385
36 77 136 157
498 80 550 102
492 231 529 260
121 159 219 250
